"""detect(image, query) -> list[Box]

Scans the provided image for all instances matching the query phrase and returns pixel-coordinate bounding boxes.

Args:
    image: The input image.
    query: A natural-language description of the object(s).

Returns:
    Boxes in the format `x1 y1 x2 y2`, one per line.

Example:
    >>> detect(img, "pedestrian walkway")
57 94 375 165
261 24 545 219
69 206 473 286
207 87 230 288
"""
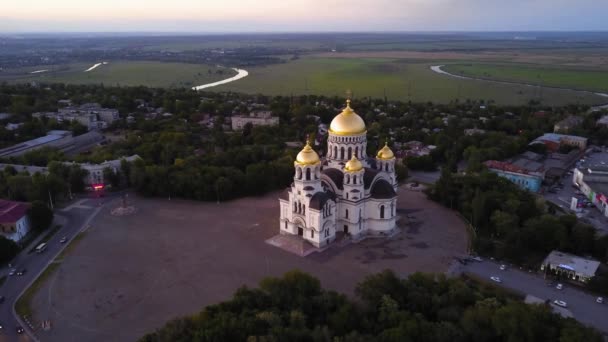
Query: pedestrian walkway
61 199 93 212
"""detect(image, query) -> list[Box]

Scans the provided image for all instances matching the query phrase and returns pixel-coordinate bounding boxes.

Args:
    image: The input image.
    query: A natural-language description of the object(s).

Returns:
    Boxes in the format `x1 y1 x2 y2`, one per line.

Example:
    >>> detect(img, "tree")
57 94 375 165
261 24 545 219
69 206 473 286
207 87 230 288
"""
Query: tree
103 167 121 189
0 236 19 264
27 200 54 232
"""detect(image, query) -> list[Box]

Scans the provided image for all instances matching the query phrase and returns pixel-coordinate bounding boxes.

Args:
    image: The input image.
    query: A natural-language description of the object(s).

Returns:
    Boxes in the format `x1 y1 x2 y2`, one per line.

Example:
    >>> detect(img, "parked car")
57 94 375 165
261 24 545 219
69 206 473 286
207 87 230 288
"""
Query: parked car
16 326 24 334
556 283 563 290
471 256 483 262
553 300 568 308
8 268 16 276
500 264 507 271
60 236 68 243
597 297 604 304
16 269 26 276
490 276 502 283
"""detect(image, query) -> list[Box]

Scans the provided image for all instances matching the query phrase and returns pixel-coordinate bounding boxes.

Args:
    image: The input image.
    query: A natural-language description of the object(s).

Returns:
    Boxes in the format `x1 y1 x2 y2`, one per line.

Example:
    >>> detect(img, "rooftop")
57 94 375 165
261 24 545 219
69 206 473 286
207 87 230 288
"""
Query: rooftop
543 250 601 278
0 199 30 224
533 133 587 144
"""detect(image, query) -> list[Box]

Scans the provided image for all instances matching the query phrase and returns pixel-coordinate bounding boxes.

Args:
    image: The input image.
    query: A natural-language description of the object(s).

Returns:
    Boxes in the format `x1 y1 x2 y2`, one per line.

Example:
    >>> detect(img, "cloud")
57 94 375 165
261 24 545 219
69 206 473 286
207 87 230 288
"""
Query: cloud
1 0 607 32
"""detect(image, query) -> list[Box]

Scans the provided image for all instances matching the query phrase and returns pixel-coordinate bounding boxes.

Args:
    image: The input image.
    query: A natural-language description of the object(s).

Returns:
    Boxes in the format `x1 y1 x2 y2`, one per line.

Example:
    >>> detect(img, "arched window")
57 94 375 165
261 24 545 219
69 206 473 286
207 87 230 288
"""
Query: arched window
303 205 306 213
348 147 352 159
294 203 297 212
284 221 288 229
345 209 349 219
385 164 389 172
340 147 345 159
355 146 359 158
380 205 385 219
311 230 314 238
345 174 350 184
353 175 357 184
333 146 337 158
306 168 311 180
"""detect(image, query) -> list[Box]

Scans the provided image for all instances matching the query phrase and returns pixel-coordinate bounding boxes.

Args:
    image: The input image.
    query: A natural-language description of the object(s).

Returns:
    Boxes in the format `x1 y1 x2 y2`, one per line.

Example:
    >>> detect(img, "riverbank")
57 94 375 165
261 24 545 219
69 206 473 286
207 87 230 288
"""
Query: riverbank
192 68 248 90
430 65 608 105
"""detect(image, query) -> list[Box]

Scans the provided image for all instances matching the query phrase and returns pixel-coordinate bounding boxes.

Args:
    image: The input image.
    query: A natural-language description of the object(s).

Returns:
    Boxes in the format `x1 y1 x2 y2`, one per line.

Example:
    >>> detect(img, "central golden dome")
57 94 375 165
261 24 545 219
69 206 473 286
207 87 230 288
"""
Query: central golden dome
295 139 320 166
329 100 366 136
344 155 363 172
376 142 395 160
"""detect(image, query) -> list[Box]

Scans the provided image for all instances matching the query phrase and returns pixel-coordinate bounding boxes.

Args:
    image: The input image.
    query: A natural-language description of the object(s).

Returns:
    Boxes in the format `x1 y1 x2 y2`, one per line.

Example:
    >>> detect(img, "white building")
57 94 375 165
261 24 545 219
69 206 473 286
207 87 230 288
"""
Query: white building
540 250 600 283
33 103 119 131
231 111 279 130
279 100 398 248
67 155 140 188
0 199 31 242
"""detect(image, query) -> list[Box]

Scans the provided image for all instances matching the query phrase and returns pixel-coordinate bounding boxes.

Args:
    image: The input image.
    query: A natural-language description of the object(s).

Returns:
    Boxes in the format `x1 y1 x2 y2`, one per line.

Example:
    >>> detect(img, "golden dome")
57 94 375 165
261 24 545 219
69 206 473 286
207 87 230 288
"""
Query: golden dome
329 100 366 136
295 139 320 165
376 141 395 160
344 155 363 172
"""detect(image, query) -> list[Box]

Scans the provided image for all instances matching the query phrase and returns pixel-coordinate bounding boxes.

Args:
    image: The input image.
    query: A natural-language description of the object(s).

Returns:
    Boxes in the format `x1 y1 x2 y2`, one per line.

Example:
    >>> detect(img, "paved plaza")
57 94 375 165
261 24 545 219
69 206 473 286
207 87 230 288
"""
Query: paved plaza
30 187 468 342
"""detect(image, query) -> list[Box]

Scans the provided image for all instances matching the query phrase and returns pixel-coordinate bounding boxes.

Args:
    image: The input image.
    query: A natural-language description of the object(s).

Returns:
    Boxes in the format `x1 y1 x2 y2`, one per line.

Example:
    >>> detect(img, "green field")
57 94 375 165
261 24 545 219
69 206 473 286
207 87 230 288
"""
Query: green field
443 63 608 93
2 57 607 105
0 61 236 88
215 57 607 106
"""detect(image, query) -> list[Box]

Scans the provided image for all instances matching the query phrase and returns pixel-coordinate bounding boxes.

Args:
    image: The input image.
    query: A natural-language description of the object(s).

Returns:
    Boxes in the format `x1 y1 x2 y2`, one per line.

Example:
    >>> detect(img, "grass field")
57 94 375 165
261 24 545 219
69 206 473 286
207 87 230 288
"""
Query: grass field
0 61 236 88
443 63 608 93
215 57 607 106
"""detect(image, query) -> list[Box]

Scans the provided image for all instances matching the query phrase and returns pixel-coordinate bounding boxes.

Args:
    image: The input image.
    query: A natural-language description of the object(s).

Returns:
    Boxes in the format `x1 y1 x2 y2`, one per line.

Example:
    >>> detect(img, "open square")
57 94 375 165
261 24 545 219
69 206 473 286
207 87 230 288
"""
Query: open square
30 187 468 342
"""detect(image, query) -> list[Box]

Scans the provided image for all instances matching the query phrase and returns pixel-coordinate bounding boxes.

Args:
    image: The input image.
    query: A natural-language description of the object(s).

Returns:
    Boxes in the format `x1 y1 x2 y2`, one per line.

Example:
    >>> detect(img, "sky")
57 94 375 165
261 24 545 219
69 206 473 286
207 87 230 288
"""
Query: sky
1 0 607 32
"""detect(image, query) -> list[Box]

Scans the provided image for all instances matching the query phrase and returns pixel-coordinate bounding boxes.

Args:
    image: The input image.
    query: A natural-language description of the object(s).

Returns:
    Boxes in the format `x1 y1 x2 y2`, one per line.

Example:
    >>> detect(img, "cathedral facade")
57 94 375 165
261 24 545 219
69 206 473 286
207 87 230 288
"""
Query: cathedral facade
279 100 398 247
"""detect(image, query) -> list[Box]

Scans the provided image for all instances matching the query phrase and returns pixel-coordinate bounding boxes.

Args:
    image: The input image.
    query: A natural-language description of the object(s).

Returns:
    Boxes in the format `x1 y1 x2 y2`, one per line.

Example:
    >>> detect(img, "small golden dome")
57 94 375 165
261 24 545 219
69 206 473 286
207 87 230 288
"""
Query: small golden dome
295 139 320 165
329 100 366 136
344 155 363 172
376 141 395 160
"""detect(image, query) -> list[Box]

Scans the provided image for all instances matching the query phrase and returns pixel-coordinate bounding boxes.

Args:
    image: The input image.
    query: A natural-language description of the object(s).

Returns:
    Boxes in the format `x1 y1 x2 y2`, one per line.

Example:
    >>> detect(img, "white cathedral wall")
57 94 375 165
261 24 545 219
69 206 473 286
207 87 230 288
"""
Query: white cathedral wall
364 198 397 235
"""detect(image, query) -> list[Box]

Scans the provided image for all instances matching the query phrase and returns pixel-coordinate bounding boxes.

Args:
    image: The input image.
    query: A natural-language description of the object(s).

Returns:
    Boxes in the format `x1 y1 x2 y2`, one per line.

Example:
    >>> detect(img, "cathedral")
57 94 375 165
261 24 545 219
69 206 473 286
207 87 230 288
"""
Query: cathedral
279 100 398 248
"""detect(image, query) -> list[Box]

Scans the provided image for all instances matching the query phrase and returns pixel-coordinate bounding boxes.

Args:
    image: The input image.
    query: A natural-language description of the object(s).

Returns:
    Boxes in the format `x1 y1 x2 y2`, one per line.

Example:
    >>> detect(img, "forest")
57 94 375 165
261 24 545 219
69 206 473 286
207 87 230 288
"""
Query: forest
139 270 602 342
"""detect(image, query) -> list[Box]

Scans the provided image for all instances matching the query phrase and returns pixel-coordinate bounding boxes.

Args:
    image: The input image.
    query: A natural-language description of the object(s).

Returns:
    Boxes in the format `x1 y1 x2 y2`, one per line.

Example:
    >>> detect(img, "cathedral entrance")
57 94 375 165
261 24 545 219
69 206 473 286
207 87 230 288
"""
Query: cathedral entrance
298 227 304 236
343 225 349 234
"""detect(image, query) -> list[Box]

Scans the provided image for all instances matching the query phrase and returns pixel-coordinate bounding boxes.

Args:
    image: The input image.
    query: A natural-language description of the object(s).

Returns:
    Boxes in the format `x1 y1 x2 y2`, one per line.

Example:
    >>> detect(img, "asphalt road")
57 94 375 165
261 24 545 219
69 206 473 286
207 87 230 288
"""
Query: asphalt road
460 260 608 335
0 193 119 342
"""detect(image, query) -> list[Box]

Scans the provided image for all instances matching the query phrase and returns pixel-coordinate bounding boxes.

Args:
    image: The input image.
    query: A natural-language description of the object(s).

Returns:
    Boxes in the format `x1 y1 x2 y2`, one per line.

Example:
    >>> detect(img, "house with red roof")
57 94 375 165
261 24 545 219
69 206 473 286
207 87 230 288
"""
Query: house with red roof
0 199 31 242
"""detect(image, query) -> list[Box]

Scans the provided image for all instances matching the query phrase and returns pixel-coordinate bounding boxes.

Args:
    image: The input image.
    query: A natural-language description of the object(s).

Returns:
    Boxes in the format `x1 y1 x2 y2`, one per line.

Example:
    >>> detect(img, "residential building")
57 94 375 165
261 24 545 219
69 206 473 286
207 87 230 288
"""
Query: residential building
0 155 139 189
531 133 587 152
597 115 608 127
553 116 583 133
540 250 600 283
0 199 31 242
5 123 23 131
65 155 140 188
484 160 543 192
33 103 119 131
464 128 486 136
231 110 279 130
401 141 435 158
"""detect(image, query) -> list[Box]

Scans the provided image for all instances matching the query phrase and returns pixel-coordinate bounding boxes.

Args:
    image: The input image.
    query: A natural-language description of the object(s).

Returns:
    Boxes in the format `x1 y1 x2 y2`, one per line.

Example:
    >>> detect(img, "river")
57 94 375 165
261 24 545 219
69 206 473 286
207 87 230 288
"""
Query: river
429 65 608 109
192 68 248 91
84 62 108 72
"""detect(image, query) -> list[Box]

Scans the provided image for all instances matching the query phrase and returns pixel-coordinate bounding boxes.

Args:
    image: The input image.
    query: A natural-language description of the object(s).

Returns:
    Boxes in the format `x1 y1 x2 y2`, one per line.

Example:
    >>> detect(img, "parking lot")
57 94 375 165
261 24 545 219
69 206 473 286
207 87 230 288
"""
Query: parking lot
459 259 608 334
544 151 608 235
28 188 468 342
